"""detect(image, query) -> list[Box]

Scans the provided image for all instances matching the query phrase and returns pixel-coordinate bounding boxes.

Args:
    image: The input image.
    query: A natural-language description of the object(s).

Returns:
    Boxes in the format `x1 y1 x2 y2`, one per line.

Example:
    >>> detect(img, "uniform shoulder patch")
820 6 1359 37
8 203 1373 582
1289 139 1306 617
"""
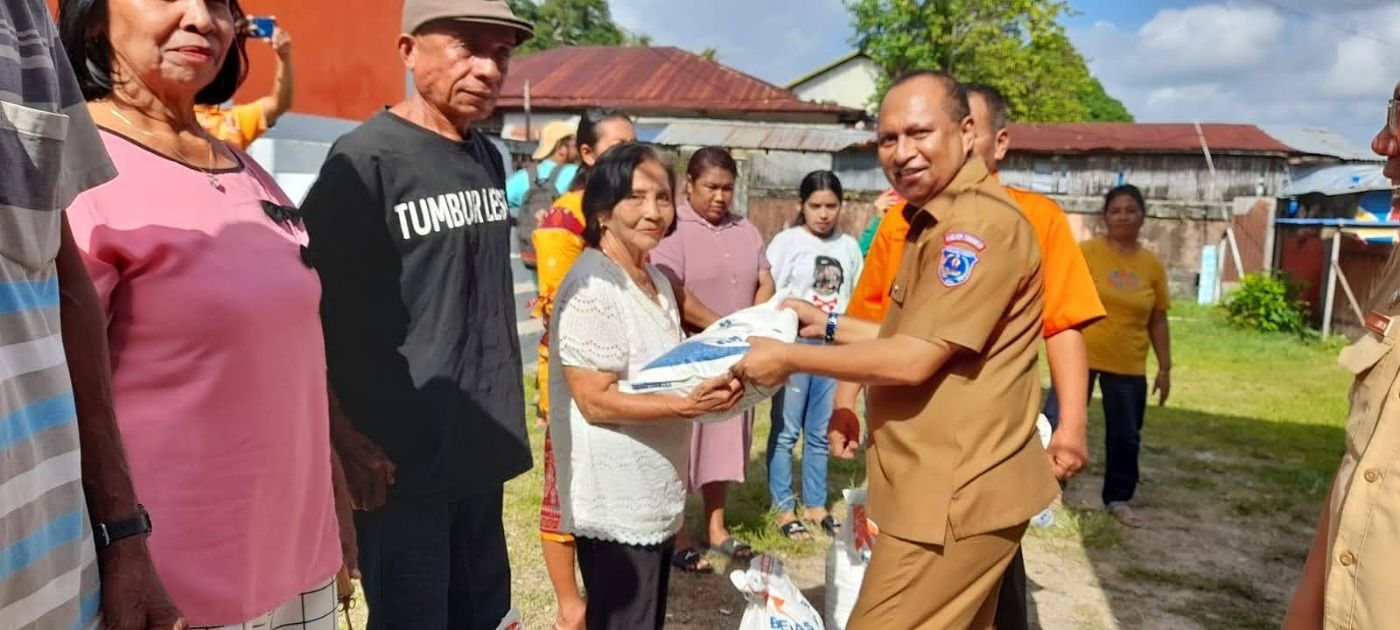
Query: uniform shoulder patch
944 231 987 251
939 245 980 287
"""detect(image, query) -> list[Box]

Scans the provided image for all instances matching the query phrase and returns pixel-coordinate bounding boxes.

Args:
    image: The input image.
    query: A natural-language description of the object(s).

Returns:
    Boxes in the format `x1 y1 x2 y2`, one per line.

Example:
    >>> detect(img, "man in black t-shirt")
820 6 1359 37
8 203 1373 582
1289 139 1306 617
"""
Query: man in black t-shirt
300 2 534 628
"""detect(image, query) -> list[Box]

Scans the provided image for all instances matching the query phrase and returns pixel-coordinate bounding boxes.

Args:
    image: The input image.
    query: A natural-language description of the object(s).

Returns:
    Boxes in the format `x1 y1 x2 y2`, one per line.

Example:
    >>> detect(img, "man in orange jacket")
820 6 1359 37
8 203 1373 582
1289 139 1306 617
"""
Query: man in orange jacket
833 83 1105 628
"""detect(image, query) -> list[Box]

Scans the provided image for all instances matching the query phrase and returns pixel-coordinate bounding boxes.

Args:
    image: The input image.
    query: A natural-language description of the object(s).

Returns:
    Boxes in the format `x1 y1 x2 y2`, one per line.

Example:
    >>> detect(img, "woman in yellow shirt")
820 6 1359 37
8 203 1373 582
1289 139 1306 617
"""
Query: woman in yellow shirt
1050 184 1172 527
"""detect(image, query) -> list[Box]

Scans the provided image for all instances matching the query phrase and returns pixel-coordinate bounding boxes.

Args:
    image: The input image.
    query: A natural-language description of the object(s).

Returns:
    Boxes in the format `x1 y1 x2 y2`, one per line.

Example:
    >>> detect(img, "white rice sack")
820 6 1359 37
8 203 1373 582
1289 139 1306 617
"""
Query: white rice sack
826 488 875 629
825 538 865 630
620 294 798 424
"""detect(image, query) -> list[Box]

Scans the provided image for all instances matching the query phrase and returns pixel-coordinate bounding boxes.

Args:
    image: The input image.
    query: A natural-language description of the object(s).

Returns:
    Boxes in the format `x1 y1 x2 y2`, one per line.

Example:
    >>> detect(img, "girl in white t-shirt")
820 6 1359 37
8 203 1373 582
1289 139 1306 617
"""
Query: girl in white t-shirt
764 171 863 540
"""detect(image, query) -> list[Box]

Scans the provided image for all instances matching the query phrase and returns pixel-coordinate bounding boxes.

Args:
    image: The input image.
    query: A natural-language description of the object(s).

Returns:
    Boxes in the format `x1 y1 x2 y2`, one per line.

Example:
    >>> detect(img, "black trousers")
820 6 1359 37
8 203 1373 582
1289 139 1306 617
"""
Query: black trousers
356 487 511 630
575 536 675 630
994 549 1030 630
1044 370 1149 505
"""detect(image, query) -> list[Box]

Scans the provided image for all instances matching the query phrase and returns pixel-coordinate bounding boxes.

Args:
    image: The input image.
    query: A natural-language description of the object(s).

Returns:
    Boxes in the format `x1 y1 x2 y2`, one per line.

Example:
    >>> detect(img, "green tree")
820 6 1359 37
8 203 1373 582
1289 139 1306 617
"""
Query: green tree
1077 76 1134 122
847 0 1132 122
510 0 649 54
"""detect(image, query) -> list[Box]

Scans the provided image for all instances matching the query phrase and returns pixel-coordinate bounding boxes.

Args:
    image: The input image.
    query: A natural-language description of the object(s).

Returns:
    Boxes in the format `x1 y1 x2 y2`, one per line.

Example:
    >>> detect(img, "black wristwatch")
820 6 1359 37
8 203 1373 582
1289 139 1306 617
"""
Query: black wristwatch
93 505 152 550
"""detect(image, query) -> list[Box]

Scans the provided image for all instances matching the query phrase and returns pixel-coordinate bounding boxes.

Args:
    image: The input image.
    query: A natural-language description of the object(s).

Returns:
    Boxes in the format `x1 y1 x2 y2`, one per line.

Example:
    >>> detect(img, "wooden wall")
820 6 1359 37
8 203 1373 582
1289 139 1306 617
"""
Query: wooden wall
999 153 1290 204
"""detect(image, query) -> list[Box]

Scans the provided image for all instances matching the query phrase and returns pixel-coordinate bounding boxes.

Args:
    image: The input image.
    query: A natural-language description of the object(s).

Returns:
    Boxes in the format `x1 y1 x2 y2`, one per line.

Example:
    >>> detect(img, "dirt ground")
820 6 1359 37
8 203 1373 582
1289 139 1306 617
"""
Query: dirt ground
652 455 1306 630
339 310 1341 629
342 423 1318 630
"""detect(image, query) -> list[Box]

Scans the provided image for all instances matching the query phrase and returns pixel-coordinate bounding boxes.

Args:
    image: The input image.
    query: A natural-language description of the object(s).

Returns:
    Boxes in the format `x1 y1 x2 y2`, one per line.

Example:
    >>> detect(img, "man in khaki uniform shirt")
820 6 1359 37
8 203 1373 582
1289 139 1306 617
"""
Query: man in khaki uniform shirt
1285 83 1400 630
733 71 1059 627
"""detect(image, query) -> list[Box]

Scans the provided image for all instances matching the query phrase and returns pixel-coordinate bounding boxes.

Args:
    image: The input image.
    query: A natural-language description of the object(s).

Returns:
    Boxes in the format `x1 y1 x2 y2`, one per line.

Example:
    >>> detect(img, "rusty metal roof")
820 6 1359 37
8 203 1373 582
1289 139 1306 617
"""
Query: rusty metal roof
1008 123 1294 155
648 121 1307 155
649 119 874 152
499 46 861 117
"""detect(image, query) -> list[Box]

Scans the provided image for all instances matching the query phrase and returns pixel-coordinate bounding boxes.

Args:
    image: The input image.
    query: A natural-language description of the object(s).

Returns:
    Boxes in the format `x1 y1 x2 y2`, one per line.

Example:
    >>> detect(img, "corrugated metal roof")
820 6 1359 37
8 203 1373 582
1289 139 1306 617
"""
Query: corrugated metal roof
642 120 1336 157
1008 123 1293 155
1284 163 1391 196
498 46 860 117
1260 126 1383 162
650 120 875 152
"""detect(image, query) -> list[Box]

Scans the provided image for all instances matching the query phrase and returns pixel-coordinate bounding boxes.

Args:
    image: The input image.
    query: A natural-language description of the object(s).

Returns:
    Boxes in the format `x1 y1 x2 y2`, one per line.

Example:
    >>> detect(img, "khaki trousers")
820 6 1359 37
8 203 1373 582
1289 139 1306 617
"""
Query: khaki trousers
848 522 1027 629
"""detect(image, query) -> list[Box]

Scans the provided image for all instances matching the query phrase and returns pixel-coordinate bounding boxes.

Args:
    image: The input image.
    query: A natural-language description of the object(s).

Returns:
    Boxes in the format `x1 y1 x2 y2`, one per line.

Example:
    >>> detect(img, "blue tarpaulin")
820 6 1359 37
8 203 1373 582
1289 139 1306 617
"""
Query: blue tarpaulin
1283 163 1390 197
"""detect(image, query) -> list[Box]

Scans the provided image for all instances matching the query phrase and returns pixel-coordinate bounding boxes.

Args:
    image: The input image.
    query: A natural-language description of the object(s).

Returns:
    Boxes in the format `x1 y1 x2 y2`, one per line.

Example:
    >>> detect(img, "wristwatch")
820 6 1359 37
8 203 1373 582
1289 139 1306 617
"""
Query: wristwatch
93 505 152 550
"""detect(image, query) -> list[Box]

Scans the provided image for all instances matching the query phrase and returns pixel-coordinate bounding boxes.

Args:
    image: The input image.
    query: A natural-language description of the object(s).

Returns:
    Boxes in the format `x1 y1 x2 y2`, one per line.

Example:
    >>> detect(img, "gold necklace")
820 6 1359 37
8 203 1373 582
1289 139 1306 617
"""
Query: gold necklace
600 239 659 301
106 102 225 191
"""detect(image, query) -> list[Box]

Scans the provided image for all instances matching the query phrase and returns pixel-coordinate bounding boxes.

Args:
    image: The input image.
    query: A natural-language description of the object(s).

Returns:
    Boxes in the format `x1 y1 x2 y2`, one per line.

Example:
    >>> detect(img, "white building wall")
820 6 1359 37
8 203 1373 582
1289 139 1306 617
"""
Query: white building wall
791 57 881 113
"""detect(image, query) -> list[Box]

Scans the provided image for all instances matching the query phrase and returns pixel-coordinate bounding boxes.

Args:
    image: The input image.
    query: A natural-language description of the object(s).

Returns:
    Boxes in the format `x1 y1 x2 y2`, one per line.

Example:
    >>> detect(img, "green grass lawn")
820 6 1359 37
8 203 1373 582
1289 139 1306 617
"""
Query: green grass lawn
341 302 1356 629
1024 303 1353 628
1129 303 1350 522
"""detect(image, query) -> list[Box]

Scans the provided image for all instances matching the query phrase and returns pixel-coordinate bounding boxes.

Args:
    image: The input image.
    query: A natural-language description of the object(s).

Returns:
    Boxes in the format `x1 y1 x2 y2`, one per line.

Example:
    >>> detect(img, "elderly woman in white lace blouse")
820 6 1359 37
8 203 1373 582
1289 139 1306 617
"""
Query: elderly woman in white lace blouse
549 143 745 629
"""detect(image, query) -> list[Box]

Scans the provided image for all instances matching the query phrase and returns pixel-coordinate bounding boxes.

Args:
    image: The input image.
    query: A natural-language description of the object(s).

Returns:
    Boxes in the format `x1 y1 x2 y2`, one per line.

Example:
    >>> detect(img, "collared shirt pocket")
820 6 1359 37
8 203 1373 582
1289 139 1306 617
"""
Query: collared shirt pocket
888 240 927 307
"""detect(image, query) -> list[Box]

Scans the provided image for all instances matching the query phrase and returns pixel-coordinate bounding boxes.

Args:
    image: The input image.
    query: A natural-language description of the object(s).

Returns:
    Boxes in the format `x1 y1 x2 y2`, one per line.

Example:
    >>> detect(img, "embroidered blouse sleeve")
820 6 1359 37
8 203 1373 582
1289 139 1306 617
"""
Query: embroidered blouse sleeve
555 276 630 374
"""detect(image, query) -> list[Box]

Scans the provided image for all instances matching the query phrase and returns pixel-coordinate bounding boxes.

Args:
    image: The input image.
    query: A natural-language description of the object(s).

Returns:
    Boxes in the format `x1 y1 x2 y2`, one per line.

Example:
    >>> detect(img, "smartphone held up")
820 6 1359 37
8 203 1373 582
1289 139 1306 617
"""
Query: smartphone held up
246 16 277 39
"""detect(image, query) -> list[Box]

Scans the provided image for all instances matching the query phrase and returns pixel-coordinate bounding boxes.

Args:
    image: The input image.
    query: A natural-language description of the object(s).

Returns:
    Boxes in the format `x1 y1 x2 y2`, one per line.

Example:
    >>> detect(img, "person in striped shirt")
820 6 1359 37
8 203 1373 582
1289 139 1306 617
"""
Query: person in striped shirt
1 1 181 628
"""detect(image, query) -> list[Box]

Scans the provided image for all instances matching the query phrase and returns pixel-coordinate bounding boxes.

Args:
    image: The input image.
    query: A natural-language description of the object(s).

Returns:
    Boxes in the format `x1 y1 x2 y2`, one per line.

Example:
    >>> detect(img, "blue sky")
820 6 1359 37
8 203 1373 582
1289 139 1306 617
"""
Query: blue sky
610 0 1400 146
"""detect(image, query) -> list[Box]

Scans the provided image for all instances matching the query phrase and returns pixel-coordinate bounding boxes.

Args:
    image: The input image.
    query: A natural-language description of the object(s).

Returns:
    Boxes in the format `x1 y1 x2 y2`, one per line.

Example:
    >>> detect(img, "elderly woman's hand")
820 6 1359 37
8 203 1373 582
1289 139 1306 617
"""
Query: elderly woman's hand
676 374 745 418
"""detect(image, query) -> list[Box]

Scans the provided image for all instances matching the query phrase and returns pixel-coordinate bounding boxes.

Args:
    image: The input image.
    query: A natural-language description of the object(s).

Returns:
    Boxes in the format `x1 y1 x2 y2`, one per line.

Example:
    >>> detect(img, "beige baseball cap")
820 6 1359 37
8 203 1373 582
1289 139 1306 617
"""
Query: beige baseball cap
532 120 577 160
402 0 534 44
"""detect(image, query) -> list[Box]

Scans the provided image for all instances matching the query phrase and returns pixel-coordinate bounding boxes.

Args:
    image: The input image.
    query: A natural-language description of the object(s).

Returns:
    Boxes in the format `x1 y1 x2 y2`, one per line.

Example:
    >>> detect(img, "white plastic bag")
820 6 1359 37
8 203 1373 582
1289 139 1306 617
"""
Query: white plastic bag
621 293 798 424
732 554 825 630
493 607 521 630
843 488 879 561
825 540 863 630
825 488 878 629
1030 413 1057 528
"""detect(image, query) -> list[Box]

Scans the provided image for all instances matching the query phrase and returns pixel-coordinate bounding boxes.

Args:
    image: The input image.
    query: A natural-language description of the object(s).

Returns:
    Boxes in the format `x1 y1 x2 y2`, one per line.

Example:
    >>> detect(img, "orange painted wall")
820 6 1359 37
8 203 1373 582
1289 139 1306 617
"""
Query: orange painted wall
46 0 405 121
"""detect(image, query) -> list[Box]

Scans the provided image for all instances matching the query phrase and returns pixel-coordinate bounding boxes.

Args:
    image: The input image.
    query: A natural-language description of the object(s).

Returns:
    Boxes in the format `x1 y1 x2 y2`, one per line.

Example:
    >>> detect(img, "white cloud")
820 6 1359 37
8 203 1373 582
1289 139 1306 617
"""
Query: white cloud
1264 0 1396 11
600 0 1399 147
1322 37 1393 99
1143 84 1224 108
609 0 854 86
1135 4 1284 81
1074 1 1400 145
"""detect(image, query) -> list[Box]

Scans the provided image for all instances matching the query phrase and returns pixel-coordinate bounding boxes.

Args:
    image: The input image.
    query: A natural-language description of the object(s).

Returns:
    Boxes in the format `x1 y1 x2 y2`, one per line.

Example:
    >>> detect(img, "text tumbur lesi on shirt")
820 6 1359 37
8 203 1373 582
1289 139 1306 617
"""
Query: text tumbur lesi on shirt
392 187 510 240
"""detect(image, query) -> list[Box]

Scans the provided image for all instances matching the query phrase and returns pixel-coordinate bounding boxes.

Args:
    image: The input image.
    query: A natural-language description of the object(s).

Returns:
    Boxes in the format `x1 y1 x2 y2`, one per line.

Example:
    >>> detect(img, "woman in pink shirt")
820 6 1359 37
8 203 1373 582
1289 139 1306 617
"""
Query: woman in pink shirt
652 147 776 570
60 1 344 627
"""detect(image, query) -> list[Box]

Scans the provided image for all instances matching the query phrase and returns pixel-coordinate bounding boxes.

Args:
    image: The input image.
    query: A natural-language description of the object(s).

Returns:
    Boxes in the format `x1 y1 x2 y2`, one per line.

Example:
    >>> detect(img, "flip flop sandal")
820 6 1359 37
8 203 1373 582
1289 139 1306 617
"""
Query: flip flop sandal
778 519 811 540
710 537 754 560
670 547 712 573
820 515 843 537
